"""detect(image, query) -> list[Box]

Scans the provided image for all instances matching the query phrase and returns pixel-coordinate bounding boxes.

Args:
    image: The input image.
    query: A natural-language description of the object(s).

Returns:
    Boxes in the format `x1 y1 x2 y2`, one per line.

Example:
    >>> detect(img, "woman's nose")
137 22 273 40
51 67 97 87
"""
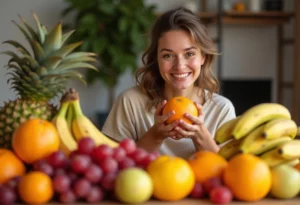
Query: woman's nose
174 56 186 70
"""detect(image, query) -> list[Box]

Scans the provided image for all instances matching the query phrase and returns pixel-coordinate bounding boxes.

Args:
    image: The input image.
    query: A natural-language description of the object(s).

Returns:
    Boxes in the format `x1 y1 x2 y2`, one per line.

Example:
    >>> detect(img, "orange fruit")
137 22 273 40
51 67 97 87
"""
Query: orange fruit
223 153 271 202
187 151 228 183
12 118 60 164
162 96 198 124
18 171 54 204
147 155 195 201
0 149 26 183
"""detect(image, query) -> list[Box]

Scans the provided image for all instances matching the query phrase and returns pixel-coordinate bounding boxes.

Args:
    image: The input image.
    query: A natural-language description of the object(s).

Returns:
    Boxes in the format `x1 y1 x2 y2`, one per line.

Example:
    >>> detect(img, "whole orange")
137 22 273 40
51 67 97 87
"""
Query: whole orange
147 155 195 201
0 149 26 183
223 153 271 202
162 96 198 124
18 171 54 204
12 118 60 164
188 151 228 183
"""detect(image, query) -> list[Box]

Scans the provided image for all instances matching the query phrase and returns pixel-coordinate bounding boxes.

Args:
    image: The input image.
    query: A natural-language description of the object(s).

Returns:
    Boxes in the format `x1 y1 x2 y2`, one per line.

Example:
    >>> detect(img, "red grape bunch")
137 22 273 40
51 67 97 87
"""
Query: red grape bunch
32 137 160 203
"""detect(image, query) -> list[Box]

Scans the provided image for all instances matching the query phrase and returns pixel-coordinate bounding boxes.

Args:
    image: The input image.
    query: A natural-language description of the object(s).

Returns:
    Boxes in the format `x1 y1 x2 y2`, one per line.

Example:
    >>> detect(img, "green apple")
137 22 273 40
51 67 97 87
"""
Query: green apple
270 164 300 199
115 168 153 204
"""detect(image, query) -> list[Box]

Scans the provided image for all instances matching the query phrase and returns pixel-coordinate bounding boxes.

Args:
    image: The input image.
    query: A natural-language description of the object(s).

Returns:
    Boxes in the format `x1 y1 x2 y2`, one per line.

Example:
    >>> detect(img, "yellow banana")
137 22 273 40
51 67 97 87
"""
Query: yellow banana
215 117 240 145
232 103 291 140
243 136 291 156
71 99 118 148
263 118 297 140
218 139 242 160
260 148 290 168
239 125 264 153
52 101 78 155
277 139 300 160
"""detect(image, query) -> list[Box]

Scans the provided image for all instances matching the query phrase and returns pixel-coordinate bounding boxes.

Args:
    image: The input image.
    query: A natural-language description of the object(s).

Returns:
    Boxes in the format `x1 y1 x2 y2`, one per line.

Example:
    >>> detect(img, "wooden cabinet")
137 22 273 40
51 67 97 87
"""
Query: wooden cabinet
198 0 299 122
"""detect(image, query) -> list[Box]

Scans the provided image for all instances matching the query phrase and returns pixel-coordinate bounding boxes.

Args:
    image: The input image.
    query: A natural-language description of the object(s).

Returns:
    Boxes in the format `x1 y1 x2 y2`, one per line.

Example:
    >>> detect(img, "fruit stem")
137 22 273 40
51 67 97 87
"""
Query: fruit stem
60 88 79 104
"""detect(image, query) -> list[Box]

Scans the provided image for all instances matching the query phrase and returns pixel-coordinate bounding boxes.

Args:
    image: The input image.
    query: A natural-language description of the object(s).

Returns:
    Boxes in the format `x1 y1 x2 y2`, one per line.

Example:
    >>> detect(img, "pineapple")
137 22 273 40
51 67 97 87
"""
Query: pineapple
0 13 97 149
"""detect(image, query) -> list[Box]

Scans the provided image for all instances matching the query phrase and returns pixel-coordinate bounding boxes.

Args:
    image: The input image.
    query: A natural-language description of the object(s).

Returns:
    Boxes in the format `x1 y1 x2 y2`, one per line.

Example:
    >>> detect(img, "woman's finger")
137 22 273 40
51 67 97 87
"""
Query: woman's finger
155 100 167 116
174 125 194 137
184 113 204 126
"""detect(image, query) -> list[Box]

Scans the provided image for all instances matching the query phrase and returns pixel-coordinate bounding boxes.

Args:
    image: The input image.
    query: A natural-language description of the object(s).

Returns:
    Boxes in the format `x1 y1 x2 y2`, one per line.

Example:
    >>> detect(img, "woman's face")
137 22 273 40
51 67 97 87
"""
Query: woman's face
157 29 205 90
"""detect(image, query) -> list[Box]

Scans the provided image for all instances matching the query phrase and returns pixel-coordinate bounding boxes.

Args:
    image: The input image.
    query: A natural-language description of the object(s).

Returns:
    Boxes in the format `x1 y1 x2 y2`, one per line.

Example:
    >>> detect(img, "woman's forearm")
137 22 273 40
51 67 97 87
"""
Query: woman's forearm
136 129 165 153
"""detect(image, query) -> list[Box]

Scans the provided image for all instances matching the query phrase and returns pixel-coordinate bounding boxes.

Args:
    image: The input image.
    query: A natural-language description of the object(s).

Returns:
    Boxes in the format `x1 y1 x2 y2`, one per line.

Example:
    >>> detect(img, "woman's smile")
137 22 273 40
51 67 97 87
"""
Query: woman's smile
171 72 191 79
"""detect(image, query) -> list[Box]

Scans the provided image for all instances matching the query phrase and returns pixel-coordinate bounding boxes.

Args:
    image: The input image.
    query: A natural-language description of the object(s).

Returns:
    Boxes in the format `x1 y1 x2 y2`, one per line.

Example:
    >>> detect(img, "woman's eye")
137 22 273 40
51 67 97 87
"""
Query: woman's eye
163 54 173 59
186 52 195 57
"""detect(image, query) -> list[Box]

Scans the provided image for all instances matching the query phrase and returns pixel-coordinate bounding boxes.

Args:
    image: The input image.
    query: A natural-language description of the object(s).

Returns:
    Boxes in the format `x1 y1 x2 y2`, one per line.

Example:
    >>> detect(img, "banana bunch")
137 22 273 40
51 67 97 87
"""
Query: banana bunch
52 89 118 155
216 103 299 167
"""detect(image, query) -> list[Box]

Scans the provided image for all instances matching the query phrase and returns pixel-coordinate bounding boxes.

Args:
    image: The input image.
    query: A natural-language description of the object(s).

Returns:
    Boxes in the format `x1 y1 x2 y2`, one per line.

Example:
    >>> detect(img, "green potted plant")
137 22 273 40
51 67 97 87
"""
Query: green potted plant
62 0 156 128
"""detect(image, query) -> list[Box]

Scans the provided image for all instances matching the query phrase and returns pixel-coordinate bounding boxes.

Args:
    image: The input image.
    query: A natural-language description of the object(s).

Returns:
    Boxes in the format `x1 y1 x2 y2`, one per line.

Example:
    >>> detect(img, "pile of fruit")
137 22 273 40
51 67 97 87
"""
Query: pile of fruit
2 98 300 205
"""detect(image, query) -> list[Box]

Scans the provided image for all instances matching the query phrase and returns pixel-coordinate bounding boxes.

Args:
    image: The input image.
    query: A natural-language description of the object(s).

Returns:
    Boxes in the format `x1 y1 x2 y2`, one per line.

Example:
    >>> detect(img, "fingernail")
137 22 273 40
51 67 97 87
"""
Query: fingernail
185 113 190 117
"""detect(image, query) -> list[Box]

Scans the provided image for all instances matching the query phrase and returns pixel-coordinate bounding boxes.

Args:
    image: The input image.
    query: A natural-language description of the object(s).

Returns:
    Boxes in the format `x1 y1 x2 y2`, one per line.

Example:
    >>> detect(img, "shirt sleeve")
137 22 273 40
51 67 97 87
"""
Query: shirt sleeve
101 93 137 142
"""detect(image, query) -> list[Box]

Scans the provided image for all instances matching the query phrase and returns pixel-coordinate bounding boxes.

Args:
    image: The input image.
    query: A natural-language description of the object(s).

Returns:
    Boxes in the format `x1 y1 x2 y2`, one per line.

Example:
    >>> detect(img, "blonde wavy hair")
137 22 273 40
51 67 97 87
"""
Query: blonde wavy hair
136 7 219 111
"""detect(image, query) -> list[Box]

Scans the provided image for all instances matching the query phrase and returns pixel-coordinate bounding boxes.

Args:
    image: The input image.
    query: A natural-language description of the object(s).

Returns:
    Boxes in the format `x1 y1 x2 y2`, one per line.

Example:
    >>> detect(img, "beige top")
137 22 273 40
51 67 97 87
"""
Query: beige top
102 86 236 159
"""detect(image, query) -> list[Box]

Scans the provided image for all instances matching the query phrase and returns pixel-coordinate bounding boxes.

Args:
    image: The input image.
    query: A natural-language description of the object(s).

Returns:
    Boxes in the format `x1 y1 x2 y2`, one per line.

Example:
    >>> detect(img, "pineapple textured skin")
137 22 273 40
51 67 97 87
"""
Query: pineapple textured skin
0 99 57 149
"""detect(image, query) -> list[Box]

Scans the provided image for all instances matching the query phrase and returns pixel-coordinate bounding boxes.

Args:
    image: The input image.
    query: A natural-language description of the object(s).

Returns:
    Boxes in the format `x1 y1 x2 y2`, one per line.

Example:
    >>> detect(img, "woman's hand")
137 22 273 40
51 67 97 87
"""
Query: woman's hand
149 100 181 141
172 102 219 152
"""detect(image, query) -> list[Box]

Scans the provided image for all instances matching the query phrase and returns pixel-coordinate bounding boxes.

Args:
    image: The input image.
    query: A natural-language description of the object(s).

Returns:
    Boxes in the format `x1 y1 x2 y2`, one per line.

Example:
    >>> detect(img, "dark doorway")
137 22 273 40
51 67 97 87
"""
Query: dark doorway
221 79 272 116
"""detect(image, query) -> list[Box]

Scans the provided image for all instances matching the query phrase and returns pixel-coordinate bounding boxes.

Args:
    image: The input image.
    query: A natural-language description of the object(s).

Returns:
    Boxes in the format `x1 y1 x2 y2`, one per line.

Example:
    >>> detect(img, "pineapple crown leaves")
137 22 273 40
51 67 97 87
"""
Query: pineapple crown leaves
1 12 99 101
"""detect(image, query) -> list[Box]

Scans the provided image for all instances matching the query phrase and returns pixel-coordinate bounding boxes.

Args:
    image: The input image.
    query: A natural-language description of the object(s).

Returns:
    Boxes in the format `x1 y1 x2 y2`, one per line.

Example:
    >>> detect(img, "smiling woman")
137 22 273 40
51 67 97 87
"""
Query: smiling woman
101 7 236 159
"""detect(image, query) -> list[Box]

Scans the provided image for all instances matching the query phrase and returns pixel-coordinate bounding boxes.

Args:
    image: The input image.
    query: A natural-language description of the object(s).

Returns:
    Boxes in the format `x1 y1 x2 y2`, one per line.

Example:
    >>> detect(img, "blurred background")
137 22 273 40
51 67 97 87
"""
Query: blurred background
0 0 299 127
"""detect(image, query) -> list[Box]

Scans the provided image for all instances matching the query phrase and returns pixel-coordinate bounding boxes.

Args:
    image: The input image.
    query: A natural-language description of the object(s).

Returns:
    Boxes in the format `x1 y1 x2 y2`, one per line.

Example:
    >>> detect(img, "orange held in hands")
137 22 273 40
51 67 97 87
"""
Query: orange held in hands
147 155 195 201
188 151 228 183
162 96 198 124
18 171 54 204
12 118 60 164
223 153 272 202
0 149 26 183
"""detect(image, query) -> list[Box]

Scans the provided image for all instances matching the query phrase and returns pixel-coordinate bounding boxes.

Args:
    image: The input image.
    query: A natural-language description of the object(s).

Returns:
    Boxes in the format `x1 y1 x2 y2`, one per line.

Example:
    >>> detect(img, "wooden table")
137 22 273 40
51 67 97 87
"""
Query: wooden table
48 198 300 205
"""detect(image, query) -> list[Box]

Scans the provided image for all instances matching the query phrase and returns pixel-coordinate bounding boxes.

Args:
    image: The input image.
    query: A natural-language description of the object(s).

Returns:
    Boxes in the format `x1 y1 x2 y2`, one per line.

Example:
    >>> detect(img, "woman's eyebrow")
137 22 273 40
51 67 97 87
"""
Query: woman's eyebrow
159 46 197 52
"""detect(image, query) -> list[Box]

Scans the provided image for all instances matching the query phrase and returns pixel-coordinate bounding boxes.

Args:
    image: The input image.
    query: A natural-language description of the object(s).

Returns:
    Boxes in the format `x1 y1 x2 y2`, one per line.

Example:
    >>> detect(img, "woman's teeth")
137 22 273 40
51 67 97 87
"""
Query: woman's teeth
172 73 189 78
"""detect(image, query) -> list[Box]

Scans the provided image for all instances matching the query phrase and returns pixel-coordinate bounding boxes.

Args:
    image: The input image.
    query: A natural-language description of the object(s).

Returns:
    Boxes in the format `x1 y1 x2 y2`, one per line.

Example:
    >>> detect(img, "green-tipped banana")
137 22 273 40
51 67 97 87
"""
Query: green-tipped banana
232 103 291 140
260 148 291 168
52 101 77 155
71 98 118 148
263 119 297 140
215 117 240 144
66 103 74 130
218 139 242 160
278 140 300 160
